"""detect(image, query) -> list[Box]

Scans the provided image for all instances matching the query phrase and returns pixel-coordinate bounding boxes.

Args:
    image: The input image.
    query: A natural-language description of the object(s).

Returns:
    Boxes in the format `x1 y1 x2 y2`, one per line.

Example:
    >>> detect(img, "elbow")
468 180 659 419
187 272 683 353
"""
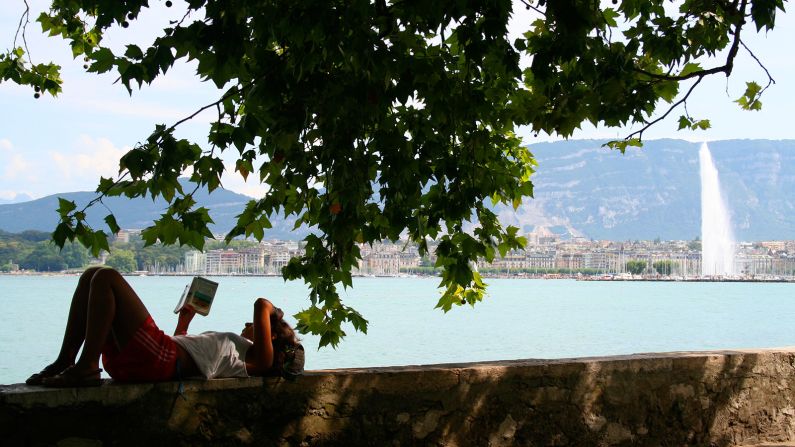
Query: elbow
254 297 272 312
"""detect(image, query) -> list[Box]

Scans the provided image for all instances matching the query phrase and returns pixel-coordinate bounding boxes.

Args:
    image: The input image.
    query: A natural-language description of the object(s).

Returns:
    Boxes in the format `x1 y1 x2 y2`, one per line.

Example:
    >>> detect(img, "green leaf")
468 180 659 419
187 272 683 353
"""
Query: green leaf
348 309 368 334
695 119 711 130
57 198 77 217
679 62 702 77
435 286 461 313
52 222 74 248
91 230 111 257
124 45 143 60
677 115 691 130
104 214 121 234
735 82 763 111
604 138 643 154
654 81 679 103
602 8 619 27
88 47 116 74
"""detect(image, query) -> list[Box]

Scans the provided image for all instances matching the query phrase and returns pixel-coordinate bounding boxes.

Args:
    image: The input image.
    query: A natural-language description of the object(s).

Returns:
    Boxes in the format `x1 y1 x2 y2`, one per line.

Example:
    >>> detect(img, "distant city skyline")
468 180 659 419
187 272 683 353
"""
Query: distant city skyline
1 1 794 202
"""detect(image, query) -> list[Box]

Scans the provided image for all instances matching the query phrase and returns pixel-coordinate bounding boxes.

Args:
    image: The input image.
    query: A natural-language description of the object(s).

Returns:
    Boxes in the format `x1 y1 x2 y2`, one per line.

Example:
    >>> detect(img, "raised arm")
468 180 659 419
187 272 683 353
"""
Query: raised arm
173 307 196 336
246 298 275 375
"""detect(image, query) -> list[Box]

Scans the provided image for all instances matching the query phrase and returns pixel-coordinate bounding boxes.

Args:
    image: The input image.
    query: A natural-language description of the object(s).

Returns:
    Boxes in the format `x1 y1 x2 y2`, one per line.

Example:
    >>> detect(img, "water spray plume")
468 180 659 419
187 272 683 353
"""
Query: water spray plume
699 142 736 276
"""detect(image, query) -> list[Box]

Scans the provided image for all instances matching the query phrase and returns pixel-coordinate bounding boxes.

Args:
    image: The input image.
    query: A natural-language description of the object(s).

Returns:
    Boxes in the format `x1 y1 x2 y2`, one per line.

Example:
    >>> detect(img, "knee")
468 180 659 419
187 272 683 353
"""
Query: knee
79 266 105 286
89 267 122 288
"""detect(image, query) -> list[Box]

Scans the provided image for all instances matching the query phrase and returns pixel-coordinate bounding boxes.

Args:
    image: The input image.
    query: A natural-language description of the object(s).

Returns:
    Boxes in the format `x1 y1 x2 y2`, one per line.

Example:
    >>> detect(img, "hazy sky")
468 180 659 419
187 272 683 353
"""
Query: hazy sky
1 1 793 201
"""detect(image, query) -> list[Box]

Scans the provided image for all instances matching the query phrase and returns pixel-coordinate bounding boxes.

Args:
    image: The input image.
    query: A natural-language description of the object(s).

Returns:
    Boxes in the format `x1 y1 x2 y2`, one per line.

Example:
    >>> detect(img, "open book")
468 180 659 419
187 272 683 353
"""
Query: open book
174 276 219 316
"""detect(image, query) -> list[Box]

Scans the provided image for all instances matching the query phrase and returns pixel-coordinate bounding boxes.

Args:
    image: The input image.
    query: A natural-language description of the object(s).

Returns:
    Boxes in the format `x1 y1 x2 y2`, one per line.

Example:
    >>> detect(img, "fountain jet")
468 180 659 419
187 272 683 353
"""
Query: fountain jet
699 143 736 276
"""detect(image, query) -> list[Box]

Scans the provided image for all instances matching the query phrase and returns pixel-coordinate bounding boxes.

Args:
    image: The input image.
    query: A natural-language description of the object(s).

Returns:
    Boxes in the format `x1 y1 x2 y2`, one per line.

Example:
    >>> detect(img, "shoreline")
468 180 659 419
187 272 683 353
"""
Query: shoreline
2 271 793 283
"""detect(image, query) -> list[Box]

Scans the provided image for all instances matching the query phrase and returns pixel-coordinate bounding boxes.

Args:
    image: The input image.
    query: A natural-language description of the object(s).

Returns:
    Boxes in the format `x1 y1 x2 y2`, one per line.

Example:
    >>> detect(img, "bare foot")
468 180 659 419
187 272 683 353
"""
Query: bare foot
25 360 73 386
41 365 102 388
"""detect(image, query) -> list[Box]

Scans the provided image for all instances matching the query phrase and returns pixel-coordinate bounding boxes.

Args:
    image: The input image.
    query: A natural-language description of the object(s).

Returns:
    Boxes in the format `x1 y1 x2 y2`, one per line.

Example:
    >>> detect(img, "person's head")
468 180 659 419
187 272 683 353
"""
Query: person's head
268 306 299 351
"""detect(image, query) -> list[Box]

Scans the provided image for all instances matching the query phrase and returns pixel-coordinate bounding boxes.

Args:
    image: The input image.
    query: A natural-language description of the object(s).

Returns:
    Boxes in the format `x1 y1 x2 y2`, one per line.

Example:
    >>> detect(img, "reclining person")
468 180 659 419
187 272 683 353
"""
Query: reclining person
26 267 304 387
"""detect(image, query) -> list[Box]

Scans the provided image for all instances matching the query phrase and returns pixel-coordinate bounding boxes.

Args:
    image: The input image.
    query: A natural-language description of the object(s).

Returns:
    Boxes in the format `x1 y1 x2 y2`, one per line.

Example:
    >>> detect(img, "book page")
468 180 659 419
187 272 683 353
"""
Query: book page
174 284 191 314
187 277 219 316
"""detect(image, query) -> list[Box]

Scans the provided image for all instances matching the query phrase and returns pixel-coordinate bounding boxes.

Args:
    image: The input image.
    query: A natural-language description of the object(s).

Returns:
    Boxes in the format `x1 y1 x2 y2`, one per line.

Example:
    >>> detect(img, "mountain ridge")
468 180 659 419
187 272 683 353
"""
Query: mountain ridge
0 183 306 241
1 138 792 241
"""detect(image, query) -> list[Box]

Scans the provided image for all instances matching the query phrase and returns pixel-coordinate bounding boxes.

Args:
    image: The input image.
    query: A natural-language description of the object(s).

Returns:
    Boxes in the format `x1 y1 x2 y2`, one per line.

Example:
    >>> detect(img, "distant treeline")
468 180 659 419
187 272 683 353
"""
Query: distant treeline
0 230 88 272
0 230 257 273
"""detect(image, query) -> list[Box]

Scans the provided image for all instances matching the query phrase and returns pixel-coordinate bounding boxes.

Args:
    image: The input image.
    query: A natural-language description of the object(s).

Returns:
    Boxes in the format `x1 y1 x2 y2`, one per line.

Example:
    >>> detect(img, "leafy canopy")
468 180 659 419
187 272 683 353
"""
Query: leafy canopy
1 0 785 347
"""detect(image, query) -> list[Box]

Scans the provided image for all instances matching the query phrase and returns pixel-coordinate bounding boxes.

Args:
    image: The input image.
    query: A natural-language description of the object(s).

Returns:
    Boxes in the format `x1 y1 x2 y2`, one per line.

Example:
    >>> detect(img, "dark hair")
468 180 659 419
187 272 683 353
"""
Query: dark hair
269 307 302 376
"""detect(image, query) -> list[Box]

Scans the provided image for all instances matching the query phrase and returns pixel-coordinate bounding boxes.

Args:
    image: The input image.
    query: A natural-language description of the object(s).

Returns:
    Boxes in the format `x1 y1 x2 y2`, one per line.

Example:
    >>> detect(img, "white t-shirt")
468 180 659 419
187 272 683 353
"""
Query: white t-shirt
172 332 253 379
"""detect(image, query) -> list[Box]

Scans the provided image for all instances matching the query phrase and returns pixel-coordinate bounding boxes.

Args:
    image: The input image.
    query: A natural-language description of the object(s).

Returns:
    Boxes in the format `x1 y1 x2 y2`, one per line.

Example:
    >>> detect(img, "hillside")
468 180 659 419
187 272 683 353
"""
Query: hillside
1 139 793 241
0 182 304 240
498 139 795 241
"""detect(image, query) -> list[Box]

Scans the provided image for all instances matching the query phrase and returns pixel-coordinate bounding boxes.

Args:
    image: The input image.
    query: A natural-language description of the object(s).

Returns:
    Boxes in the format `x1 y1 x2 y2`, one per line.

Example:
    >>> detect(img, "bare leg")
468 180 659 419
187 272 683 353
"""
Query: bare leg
54 266 105 365
26 267 104 384
72 268 151 372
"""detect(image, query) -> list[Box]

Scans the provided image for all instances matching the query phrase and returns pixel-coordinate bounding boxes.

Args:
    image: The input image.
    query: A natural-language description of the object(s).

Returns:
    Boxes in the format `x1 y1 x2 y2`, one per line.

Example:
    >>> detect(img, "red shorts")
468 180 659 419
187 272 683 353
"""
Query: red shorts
101 316 178 382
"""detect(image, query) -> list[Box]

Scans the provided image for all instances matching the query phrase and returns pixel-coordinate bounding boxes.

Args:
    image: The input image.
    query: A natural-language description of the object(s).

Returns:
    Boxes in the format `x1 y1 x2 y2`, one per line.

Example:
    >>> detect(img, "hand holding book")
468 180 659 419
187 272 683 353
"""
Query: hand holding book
174 306 196 336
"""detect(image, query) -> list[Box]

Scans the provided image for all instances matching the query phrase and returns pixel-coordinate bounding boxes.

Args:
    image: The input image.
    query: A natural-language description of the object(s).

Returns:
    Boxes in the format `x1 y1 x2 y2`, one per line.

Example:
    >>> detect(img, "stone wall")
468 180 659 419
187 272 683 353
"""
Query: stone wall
3 348 795 446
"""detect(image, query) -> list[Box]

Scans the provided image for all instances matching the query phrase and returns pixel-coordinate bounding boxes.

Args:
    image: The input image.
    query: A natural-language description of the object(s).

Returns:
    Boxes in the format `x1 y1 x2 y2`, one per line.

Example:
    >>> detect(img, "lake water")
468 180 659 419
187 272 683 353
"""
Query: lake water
1 275 793 384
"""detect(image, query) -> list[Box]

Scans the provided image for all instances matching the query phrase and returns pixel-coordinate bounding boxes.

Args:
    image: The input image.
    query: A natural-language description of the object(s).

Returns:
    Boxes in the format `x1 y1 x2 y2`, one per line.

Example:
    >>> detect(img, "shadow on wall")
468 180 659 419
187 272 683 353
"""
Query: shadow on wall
265 353 775 446
3 350 795 446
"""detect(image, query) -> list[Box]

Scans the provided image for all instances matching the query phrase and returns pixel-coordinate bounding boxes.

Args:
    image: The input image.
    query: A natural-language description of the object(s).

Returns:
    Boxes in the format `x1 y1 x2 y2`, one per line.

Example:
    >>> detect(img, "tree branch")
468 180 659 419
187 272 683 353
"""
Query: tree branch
519 0 545 17
632 0 748 82
78 171 130 214
633 64 727 82
740 39 776 92
165 85 246 134
623 0 749 142
74 72 263 230
624 76 704 141
14 0 32 60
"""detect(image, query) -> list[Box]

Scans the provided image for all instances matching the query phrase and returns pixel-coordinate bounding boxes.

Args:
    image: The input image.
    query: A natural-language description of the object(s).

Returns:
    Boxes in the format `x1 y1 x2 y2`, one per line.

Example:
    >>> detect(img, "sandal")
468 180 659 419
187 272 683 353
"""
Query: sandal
41 365 103 388
25 362 73 386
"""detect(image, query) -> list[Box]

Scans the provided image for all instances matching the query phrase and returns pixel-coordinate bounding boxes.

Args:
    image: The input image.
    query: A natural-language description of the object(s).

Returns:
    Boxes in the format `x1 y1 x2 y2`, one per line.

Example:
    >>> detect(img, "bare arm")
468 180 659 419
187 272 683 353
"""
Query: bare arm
174 307 196 336
246 298 275 375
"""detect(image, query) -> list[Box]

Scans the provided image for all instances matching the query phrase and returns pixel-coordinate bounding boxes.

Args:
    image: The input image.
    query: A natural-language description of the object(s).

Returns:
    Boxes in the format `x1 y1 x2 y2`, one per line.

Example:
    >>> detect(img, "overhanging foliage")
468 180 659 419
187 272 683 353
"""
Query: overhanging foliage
1 0 785 347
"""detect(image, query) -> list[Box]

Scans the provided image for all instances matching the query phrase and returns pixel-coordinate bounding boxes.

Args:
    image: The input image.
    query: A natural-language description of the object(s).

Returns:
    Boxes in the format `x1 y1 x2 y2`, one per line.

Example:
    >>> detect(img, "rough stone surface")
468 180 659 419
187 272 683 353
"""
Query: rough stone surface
3 348 795 446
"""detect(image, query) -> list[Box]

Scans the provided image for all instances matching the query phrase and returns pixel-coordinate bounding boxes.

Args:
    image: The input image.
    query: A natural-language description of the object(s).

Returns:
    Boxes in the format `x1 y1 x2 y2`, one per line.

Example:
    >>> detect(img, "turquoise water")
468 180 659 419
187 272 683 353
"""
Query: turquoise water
1 275 794 384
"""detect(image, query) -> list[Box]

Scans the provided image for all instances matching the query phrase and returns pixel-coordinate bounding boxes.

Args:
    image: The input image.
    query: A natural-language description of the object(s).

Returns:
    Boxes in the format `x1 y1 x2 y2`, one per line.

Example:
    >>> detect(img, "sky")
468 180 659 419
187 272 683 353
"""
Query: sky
1 1 794 202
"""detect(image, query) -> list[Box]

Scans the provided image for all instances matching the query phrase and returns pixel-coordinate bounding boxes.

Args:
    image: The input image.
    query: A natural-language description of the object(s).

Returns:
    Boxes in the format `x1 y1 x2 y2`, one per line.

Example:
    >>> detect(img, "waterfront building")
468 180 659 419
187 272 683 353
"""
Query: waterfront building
495 251 528 270
114 229 142 243
359 252 400 275
759 240 788 253
736 253 774 276
584 251 610 272
357 241 421 275
556 252 585 270
773 255 795 277
184 250 206 274
238 247 266 274
526 251 556 270
205 249 243 274
269 252 292 273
